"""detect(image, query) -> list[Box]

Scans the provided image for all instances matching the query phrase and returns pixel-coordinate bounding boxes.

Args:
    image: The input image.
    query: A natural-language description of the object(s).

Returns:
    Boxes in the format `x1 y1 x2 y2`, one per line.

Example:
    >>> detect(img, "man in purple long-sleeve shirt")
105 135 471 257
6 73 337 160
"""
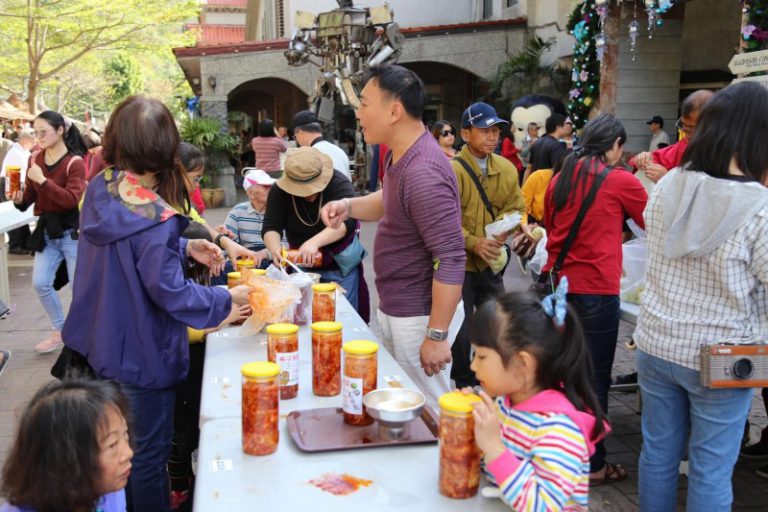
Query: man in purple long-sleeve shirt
321 65 466 407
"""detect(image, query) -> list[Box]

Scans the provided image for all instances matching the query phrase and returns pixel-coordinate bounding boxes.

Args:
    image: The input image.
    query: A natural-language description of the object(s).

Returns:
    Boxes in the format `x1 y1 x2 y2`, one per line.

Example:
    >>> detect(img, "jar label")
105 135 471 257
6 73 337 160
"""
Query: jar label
342 376 364 415
276 351 299 386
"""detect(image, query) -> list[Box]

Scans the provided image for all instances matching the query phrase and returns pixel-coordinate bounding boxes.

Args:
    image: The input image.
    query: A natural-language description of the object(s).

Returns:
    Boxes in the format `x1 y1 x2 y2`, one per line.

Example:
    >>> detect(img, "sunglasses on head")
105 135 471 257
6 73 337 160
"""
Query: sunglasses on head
440 129 455 137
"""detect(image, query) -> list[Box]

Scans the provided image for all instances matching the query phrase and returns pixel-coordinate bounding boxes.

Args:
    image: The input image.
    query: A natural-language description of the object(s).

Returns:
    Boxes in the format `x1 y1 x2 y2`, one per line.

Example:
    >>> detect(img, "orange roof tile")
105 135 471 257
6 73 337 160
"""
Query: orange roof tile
186 24 245 45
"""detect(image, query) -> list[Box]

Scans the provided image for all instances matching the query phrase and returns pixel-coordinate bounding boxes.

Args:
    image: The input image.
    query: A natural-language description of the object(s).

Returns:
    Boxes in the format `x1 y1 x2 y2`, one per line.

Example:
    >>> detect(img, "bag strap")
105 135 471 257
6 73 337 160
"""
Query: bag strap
454 157 495 219
550 165 612 274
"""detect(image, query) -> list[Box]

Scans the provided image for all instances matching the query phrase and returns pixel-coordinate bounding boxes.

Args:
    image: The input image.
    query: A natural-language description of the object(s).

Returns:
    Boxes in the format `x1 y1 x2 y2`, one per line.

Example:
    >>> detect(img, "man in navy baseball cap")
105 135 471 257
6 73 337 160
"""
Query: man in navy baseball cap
450 101 523 389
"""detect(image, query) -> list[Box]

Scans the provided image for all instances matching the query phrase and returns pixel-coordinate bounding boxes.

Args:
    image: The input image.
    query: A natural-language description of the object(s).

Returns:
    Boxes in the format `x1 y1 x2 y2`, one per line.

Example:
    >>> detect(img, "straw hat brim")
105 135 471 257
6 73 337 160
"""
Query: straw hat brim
276 151 335 197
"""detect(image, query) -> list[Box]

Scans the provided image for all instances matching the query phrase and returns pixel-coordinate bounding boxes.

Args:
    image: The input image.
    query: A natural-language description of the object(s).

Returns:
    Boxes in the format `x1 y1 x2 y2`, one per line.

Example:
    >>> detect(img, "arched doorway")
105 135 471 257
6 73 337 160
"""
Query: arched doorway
399 61 486 129
228 77 309 134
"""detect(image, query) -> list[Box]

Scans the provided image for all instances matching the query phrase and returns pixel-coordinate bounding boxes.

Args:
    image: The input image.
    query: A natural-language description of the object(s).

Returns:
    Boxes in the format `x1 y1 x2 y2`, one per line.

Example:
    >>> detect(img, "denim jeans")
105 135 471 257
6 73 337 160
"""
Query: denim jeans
636 350 753 512
567 293 620 472
33 229 77 330
319 266 359 312
121 384 176 512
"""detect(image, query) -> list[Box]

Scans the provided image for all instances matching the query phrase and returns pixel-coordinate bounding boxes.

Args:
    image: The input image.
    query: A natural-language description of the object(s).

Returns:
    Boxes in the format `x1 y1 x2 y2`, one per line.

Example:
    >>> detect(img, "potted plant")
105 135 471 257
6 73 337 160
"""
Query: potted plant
180 117 239 208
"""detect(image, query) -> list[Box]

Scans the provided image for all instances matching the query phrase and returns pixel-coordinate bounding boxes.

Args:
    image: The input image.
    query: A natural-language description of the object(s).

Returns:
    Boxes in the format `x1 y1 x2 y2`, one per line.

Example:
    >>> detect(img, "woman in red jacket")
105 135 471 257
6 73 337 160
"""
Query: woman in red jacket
11 110 87 353
543 114 647 486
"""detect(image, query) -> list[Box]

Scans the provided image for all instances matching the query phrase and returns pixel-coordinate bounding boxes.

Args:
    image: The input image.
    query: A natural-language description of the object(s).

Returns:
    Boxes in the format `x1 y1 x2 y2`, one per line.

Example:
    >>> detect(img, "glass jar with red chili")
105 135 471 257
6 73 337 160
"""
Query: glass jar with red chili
438 391 482 498
342 340 378 426
312 283 336 323
311 321 343 396
241 361 280 455
266 323 299 400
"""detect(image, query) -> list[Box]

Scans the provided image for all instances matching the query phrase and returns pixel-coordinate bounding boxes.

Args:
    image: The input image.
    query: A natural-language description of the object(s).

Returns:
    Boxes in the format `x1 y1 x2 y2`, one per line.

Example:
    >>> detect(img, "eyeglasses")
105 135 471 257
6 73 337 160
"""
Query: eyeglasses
675 118 696 134
440 130 455 137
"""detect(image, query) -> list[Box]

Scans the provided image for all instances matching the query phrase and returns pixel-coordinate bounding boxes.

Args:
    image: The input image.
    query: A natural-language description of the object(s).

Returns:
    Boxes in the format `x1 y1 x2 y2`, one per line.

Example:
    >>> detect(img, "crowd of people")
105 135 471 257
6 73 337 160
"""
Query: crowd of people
1 62 768 512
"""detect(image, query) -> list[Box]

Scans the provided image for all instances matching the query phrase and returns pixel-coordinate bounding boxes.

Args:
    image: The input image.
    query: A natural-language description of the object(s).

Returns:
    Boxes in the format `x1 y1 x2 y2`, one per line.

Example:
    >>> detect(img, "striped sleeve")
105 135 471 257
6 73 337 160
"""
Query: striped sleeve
485 415 588 512
225 209 242 245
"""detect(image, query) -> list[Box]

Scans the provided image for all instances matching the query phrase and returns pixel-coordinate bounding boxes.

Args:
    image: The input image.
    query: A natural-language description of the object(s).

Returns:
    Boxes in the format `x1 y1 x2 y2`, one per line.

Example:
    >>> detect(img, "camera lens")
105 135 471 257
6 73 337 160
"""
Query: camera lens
732 358 754 380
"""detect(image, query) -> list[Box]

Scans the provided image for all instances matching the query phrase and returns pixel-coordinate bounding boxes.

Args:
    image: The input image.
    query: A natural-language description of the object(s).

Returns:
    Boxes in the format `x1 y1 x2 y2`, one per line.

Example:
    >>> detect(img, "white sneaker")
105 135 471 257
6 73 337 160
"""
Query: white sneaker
35 331 63 354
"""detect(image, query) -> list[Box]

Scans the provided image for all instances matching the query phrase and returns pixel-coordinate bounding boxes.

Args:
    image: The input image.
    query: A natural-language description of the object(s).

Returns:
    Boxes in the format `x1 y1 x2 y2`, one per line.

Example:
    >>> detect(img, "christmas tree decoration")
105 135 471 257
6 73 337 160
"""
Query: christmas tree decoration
567 1 602 128
741 1 768 52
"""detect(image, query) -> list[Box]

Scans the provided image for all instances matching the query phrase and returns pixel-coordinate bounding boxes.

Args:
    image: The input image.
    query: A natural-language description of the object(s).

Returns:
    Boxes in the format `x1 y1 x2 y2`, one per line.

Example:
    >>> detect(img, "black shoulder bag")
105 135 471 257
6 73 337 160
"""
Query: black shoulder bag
533 165 612 295
453 156 512 275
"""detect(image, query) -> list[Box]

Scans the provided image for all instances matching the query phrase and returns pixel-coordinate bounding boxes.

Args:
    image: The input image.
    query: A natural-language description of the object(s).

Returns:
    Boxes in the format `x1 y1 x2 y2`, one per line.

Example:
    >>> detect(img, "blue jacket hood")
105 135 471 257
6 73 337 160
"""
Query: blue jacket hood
80 169 189 245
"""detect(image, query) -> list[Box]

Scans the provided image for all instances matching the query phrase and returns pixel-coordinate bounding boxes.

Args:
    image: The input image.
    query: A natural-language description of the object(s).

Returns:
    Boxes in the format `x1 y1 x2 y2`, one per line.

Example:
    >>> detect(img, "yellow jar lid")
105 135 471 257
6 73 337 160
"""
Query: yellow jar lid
343 340 379 355
311 321 343 332
236 259 255 266
227 272 241 279
438 391 481 413
266 323 299 335
250 268 267 275
312 283 337 293
241 361 280 378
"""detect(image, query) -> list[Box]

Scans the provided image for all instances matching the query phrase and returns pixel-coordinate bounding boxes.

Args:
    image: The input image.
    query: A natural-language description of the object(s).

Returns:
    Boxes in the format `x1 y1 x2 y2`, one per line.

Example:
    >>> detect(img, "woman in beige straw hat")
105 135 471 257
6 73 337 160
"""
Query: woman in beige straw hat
262 146 370 320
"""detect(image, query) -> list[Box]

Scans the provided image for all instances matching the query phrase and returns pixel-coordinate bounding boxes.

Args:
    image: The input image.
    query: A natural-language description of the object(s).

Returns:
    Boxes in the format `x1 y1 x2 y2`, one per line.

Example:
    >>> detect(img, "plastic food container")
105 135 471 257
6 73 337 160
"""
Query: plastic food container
312 283 336 322
438 391 482 498
311 321 343 396
290 273 314 325
282 247 323 267
227 271 242 288
241 361 280 455
236 259 256 272
6 166 20 195
266 323 299 400
342 340 378 426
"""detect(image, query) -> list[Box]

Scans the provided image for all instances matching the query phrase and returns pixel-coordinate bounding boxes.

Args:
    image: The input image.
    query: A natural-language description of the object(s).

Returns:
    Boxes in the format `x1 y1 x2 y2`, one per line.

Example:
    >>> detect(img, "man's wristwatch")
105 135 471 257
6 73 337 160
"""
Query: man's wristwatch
426 327 449 341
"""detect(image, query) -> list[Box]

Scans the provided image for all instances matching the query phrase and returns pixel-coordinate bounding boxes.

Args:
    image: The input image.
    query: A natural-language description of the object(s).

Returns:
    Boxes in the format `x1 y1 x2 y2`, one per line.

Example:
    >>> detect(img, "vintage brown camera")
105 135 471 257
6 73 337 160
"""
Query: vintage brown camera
700 344 768 388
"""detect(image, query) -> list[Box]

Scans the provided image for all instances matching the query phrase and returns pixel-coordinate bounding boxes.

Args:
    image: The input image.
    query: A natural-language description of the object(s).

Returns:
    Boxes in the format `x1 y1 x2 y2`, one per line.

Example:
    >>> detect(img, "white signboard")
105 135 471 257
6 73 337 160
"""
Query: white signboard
729 49 768 75
732 74 768 89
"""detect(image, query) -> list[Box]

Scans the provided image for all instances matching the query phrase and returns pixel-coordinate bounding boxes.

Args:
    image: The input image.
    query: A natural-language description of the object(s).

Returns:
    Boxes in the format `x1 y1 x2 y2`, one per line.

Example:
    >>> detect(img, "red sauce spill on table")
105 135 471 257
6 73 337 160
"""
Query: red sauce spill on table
309 473 373 495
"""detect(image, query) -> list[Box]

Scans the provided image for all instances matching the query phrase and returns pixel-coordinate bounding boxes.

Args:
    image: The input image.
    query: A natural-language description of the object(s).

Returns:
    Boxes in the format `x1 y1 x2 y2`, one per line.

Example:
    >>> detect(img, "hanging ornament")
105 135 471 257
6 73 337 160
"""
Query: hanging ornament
595 34 607 62
645 0 658 38
629 20 640 61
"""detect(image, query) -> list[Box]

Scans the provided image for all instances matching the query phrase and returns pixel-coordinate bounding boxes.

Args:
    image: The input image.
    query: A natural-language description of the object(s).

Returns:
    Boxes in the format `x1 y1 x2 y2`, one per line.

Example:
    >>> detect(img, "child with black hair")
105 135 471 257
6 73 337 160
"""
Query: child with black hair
467 277 608 511
1 379 133 512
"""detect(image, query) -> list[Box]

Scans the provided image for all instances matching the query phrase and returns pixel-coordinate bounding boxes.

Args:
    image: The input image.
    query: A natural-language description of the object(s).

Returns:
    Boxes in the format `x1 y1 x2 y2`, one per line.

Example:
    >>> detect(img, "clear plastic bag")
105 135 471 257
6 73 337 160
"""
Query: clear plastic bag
484 213 522 239
528 230 548 275
485 213 522 275
240 266 302 334
620 236 648 305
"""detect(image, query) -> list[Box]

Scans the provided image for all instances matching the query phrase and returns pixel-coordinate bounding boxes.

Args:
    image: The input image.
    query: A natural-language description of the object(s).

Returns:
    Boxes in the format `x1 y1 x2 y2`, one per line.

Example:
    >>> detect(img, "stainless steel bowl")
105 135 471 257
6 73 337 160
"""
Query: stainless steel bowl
363 388 426 440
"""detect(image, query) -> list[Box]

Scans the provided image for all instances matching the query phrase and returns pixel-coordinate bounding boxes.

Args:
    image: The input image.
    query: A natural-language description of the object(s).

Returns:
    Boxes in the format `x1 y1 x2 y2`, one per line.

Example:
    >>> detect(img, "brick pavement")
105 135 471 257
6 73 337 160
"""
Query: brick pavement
1 204 767 510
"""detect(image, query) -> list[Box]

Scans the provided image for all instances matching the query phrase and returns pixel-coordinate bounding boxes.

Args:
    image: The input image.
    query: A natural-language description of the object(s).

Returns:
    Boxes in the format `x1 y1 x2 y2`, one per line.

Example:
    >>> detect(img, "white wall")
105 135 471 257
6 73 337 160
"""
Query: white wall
286 0 481 33
500 0 575 63
203 11 246 25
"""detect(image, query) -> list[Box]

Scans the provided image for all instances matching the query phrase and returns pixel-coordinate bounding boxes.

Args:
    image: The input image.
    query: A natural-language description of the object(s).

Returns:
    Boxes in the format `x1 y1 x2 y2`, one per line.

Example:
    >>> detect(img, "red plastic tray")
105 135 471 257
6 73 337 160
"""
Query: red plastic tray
286 406 439 452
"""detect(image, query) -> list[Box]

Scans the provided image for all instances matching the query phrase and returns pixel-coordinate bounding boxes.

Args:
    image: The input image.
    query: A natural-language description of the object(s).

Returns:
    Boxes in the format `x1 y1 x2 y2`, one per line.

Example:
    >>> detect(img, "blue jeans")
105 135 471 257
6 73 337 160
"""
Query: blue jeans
567 293 620 472
121 384 176 512
33 229 77 330
636 350 753 512
319 266 359 312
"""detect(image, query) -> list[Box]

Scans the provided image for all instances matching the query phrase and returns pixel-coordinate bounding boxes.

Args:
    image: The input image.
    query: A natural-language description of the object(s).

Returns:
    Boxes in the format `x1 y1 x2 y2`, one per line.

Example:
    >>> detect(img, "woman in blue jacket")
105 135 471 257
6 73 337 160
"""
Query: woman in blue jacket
62 96 250 512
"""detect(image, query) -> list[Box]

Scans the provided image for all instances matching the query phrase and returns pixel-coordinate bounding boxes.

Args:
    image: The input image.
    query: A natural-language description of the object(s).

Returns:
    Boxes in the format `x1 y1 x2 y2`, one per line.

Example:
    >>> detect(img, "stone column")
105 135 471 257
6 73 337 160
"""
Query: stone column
199 96 237 207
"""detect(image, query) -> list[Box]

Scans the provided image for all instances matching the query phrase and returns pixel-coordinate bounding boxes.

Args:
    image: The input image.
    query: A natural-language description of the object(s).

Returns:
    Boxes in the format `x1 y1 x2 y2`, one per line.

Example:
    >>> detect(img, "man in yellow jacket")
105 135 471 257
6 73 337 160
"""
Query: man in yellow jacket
449 102 525 387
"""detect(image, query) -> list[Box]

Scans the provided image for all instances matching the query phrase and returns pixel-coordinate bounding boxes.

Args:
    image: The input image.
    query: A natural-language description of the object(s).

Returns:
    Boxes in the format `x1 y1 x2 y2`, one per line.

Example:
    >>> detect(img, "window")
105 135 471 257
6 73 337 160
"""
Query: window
483 0 493 19
275 0 285 38
506 0 519 7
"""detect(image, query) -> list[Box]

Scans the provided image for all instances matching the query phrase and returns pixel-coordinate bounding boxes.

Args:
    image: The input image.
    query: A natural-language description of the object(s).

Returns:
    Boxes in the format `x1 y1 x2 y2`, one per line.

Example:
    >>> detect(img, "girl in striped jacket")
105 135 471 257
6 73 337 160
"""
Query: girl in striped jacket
466 278 608 511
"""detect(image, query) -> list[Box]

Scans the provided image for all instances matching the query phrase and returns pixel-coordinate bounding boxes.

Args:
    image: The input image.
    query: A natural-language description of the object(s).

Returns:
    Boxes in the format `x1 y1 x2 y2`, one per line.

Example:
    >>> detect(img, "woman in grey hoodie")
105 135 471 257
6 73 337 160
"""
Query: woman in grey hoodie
634 81 768 512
